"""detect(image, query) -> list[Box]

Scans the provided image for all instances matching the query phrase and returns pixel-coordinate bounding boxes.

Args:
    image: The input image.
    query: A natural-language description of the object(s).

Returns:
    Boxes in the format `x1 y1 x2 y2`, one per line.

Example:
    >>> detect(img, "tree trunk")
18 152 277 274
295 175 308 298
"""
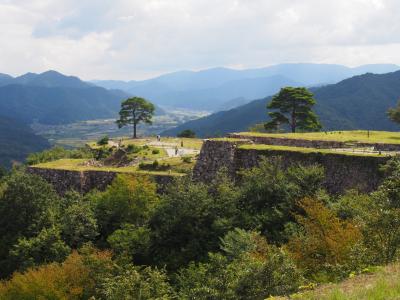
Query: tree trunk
133 122 137 139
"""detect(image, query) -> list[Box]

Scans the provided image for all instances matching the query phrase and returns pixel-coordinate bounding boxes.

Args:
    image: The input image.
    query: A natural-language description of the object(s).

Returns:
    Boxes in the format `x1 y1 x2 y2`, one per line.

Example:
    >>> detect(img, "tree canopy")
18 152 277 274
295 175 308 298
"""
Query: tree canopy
265 87 322 133
116 97 155 138
387 99 400 125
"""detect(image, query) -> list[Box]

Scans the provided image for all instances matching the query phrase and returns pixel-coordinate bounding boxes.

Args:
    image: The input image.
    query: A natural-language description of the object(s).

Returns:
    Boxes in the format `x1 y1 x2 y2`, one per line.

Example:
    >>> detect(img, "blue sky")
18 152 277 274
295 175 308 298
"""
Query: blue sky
0 0 399 80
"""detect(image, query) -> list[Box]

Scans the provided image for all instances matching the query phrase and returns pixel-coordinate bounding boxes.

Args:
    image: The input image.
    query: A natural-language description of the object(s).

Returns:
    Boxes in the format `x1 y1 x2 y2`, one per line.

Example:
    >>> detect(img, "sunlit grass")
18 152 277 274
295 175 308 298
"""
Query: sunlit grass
31 159 186 176
88 137 203 150
238 144 389 157
285 264 400 300
235 131 400 144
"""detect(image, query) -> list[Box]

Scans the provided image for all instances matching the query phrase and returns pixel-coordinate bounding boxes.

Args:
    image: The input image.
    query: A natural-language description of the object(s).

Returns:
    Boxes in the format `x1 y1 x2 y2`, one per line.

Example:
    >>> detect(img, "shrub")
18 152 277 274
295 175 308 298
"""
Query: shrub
26 146 92 165
98 265 175 299
287 197 361 280
97 136 109 146
126 144 141 153
151 149 160 155
177 230 302 299
91 175 159 240
181 156 192 163
177 129 196 138
0 248 114 299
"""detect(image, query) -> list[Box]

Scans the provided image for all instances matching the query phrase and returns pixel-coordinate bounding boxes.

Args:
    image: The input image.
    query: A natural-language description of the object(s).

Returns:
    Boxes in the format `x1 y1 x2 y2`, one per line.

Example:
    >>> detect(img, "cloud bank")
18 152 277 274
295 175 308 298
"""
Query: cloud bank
0 0 399 79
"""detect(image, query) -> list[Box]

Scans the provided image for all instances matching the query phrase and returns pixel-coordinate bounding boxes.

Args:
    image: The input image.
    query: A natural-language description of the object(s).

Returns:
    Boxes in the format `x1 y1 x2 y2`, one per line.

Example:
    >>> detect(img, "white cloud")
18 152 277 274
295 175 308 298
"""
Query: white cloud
0 0 400 80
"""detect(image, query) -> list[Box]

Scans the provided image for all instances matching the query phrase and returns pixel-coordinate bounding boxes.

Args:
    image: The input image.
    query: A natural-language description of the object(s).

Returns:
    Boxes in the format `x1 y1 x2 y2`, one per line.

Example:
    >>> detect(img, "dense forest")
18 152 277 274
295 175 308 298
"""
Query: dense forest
1 151 400 299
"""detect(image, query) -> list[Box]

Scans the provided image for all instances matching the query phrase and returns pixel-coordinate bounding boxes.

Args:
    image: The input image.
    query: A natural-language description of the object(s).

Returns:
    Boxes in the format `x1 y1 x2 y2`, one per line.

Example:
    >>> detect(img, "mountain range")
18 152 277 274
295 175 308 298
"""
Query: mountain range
0 70 131 167
93 63 400 111
162 70 400 137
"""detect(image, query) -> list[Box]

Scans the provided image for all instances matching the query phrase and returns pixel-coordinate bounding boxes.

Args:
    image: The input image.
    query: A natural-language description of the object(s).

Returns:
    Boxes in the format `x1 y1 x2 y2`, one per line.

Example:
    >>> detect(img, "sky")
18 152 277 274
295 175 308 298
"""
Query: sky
1 0 400 80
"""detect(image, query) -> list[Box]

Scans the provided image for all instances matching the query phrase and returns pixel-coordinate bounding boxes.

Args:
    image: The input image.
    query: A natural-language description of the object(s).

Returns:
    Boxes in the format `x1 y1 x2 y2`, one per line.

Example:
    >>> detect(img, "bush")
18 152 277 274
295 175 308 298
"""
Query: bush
27 146 92 165
181 156 192 163
97 136 109 146
287 197 361 280
138 160 171 171
91 175 159 240
126 144 141 153
0 247 114 299
151 149 160 155
177 230 302 299
177 129 196 138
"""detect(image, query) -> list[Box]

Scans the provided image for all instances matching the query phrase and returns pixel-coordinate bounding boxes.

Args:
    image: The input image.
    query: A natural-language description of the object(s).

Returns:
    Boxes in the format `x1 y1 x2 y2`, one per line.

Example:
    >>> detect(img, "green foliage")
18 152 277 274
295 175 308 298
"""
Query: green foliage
27 146 92 165
60 193 99 248
116 97 155 138
92 174 159 241
126 144 142 153
181 156 192 163
219 228 258 260
9 227 70 272
237 157 325 242
97 135 109 146
265 87 322 133
0 171 61 276
177 231 302 299
387 99 400 125
138 160 171 171
107 224 151 263
151 148 160 155
177 129 196 138
98 265 174 300
150 174 240 270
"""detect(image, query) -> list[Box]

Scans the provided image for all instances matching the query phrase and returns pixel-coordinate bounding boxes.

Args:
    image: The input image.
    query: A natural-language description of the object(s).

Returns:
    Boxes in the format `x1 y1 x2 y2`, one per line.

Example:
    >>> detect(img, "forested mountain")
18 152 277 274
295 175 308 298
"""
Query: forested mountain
0 70 92 88
0 70 166 125
93 63 399 111
162 71 400 137
0 84 128 125
0 70 154 166
0 117 49 167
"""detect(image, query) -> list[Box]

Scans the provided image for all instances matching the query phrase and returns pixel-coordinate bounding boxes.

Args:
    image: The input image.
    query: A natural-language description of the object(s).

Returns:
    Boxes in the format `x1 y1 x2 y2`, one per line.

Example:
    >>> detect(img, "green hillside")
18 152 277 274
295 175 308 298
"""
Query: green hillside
163 71 400 137
0 117 49 167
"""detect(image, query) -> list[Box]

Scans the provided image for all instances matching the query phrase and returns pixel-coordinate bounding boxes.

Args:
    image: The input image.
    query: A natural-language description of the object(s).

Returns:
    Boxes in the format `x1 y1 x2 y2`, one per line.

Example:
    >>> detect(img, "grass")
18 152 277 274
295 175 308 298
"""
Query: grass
33 136 201 175
31 156 195 176
31 159 187 176
238 144 390 157
235 130 400 144
88 137 203 150
276 264 400 300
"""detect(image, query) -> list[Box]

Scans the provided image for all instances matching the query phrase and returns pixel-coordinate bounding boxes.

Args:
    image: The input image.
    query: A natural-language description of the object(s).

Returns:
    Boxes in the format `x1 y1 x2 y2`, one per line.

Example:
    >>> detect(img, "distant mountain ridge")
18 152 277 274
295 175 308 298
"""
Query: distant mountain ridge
0 70 164 125
162 70 400 137
0 70 91 88
93 63 400 111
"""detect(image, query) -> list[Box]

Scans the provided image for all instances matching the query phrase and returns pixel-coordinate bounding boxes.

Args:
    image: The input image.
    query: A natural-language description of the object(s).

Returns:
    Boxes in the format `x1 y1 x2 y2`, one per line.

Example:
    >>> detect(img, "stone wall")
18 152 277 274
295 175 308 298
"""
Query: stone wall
193 139 249 182
228 133 400 151
27 167 175 195
194 140 391 194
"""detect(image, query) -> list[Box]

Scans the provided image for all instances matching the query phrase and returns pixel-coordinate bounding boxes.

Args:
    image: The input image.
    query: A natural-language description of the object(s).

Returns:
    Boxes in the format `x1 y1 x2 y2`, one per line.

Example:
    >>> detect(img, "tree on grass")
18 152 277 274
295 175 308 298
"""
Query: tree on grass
116 97 155 139
265 87 321 133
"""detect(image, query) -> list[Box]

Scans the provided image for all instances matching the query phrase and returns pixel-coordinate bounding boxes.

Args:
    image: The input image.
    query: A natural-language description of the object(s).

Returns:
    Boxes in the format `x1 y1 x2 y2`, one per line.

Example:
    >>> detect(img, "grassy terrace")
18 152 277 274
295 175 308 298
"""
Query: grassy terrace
235 130 400 144
238 144 389 157
31 158 188 176
31 137 203 176
87 137 204 150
